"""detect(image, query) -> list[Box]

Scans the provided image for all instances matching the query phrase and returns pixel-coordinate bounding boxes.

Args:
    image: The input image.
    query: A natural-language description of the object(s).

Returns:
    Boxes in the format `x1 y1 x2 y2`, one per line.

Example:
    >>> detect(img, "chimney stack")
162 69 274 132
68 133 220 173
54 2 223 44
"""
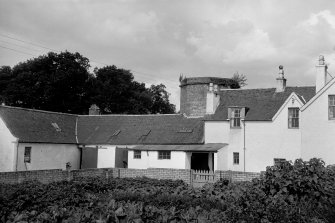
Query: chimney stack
89 104 100 115
315 55 329 93
206 83 220 114
276 65 286 92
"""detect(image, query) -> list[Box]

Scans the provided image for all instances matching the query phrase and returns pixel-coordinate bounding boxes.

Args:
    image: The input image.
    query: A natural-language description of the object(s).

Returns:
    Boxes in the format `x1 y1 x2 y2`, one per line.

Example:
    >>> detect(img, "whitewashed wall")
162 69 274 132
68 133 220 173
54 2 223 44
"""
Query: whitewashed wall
205 94 303 172
0 117 17 172
301 83 335 165
97 146 116 168
128 150 188 169
16 143 80 171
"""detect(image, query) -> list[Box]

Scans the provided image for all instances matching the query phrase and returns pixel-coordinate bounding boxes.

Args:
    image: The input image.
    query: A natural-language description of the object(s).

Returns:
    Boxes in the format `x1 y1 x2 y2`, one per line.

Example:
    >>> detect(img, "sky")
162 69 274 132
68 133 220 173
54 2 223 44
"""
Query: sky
1 0 335 110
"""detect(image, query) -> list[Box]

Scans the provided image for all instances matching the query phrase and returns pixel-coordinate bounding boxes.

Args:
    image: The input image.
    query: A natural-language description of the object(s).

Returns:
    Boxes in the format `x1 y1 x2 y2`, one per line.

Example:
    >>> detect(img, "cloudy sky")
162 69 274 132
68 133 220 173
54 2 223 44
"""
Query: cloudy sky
1 0 335 110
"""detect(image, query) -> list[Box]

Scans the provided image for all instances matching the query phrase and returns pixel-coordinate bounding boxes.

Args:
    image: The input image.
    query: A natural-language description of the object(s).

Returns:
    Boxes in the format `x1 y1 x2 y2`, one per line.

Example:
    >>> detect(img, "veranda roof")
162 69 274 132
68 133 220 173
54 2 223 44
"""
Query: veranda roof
129 143 227 152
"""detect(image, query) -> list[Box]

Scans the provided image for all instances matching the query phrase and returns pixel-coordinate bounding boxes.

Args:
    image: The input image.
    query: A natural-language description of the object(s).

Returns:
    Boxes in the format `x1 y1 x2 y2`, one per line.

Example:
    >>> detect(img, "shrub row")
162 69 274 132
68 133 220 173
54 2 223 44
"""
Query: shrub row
1 158 334 222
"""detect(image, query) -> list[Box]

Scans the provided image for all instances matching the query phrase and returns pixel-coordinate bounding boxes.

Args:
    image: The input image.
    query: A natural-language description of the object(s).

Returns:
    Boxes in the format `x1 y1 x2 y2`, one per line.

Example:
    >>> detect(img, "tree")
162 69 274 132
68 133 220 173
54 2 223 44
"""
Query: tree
232 72 247 87
149 84 175 114
3 51 92 114
91 66 175 114
92 65 153 114
1 52 176 115
0 66 13 104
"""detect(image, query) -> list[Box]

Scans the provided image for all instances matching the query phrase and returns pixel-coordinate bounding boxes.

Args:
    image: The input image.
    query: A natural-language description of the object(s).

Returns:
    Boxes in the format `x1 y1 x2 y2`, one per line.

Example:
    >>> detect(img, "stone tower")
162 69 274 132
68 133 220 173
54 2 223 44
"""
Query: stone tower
179 77 238 117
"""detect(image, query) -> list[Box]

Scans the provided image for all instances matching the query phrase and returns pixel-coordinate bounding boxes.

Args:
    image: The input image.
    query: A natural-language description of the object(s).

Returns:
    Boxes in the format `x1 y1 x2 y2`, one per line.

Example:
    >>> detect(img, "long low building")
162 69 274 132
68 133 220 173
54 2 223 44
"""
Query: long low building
1 55 334 172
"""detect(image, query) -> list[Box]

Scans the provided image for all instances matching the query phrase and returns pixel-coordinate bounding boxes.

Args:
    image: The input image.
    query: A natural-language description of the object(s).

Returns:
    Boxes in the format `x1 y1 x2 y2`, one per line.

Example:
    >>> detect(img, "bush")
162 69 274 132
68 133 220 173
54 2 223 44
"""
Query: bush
1 158 334 222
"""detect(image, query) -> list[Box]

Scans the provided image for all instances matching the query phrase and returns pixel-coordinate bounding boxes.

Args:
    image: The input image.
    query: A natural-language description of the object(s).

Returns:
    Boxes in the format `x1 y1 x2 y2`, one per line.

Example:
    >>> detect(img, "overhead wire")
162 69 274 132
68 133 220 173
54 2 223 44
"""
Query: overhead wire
0 45 37 57
0 33 179 84
0 39 42 52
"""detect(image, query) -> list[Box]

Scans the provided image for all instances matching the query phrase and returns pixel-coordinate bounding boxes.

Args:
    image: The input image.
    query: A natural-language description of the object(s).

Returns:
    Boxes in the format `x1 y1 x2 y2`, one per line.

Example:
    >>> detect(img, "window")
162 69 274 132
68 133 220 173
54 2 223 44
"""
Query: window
329 95 335 120
288 108 299 128
230 108 241 128
134 150 141 159
274 158 286 166
233 152 239 165
24 147 31 163
158 151 171 160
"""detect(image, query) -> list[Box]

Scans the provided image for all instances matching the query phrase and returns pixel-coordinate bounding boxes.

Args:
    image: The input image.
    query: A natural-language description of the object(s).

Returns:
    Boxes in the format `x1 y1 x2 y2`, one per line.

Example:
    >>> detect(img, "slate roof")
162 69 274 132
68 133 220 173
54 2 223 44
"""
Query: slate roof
0 86 316 144
207 86 316 121
0 106 77 144
129 143 227 152
77 114 204 145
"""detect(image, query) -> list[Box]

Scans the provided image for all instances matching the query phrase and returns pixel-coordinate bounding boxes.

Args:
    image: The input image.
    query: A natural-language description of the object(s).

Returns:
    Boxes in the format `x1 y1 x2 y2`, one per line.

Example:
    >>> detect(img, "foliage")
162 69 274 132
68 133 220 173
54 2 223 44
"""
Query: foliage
231 71 247 87
1 158 334 222
91 65 151 114
0 66 12 104
91 66 176 114
148 84 175 114
0 52 176 115
2 52 91 114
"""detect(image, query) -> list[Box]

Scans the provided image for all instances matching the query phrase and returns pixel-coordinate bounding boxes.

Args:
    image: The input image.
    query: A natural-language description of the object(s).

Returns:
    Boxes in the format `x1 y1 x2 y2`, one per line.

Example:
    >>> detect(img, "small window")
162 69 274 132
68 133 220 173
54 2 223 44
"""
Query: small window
233 152 239 165
24 147 31 163
158 151 171 160
329 95 335 120
231 108 241 128
134 150 141 159
288 108 299 128
274 158 286 166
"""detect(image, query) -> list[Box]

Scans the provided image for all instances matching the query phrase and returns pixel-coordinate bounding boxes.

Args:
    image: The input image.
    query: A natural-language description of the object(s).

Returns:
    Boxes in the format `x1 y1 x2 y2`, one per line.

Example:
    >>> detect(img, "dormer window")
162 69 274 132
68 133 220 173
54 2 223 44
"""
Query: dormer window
51 122 61 132
228 107 245 128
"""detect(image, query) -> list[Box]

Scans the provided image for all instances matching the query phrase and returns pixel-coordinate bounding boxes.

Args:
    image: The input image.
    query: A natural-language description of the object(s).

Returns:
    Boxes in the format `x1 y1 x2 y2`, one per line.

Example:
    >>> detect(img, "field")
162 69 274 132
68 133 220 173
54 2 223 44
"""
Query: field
1 158 335 223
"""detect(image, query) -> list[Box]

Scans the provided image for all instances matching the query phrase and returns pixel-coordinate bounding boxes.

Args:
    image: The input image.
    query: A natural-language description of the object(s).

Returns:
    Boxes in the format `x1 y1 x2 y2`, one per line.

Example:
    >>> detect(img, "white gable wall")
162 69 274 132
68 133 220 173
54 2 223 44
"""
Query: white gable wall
16 143 80 171
301 82 335 165
0 117 17 171
205 94 303 172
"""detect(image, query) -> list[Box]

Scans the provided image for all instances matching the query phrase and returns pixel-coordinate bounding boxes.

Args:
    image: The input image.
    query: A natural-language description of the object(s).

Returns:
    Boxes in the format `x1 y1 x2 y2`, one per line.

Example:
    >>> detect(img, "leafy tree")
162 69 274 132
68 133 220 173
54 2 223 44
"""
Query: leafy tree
91 66 176 114
1 52 176 115
232 72 247 87
92 65 153 114
2 51 92 114
149 84 175 114
0 66 13 104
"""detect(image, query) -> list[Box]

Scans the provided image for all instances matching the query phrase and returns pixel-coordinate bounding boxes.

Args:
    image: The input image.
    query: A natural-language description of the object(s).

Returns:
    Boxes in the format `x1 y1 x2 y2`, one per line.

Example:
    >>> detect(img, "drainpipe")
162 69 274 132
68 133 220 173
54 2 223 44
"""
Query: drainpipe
242 119 246 172
15 139 19 171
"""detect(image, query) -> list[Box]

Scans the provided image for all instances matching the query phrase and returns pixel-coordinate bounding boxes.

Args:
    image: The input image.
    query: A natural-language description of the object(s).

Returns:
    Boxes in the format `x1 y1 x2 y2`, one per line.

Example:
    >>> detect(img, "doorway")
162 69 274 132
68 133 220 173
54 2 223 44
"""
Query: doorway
191 153 209 170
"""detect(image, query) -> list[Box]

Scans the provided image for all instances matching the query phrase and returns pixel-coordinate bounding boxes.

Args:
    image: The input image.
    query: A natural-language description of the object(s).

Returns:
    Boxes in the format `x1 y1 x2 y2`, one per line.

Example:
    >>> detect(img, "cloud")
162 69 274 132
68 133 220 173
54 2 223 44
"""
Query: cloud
1 0 335 110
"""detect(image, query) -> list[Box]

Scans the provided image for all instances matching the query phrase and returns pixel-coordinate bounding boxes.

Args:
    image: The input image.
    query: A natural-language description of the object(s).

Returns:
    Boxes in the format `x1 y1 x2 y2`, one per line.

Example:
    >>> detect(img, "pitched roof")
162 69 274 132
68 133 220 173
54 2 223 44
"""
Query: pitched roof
0 106 77 144
301 77 335 111
207 86 316 121
77 114 204 145
129 143 227 152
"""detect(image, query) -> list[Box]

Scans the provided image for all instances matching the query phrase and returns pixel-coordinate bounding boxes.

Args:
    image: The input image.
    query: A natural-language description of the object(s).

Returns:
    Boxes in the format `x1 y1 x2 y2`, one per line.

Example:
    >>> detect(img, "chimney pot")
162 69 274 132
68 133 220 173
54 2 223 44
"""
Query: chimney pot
278 65 284 78
209 83 213 92
319 55 325 65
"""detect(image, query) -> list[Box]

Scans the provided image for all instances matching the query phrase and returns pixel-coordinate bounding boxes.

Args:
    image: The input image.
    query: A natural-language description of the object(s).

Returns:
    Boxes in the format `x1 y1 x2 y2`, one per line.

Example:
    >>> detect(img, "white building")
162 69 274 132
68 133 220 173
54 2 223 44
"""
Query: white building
300 56 335 164
0 107 80 172
0 55 334 172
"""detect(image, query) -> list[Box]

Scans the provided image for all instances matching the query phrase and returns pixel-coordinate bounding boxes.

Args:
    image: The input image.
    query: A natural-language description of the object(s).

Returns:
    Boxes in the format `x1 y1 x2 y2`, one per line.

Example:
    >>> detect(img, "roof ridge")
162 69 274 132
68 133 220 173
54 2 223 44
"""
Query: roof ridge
0 105 78 117
78 113 181 117
221 86 315 91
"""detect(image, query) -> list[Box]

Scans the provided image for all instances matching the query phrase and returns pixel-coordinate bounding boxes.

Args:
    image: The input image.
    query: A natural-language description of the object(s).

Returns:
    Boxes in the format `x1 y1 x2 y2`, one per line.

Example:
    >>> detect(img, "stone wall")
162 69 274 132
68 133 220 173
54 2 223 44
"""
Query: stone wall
0 168 260 185
215 170 261 182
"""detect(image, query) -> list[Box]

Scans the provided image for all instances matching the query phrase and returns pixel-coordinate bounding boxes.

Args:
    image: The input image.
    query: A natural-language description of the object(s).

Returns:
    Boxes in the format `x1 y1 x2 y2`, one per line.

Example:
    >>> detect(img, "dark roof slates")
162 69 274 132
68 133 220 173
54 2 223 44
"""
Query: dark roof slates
208 86 315 121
